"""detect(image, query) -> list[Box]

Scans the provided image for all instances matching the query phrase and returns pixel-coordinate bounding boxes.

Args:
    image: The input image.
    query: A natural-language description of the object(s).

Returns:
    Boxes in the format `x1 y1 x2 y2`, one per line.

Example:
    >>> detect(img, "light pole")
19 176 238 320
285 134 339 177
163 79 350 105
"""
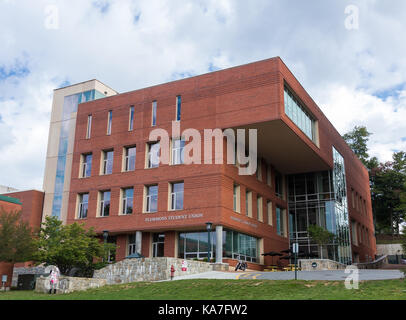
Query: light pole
206 222 213 262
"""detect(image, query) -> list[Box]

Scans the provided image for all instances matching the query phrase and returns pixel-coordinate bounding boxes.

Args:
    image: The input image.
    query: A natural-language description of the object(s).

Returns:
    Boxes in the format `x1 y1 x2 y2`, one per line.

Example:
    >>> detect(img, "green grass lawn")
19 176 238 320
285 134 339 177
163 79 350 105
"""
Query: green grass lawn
0 279 405 300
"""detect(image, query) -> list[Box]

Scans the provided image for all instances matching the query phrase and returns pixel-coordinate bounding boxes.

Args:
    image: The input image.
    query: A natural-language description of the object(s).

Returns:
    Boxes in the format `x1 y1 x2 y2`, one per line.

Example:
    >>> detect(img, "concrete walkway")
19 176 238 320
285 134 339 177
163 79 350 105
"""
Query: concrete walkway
169 269 405 281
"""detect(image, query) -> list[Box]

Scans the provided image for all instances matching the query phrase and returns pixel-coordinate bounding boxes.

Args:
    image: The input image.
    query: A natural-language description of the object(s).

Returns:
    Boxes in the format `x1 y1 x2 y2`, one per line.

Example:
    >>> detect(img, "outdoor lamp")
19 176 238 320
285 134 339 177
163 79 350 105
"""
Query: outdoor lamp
206 222 213 261
103 230 109 244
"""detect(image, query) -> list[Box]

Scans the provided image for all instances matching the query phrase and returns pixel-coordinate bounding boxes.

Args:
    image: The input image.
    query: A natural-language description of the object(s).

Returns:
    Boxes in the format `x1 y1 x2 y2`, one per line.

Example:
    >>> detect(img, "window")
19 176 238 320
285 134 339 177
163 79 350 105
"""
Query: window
257 196 263 222
81 153 92 178
266 165 272 187
124 146 136 172
99 191 110 217
86 115 92 139
78 193 89 219
256 158 262 180
145 185 158 213
275 172 283 198
276 207 285 236
267 201 273 225
152 101 157 126
351 221 358 246
170 182 184 210
233 184 240 213
171 138 185 165
128 234 137 255
102 150 114 175
129 106 134 131
147 142 160 168
121 187 133 215
245 190 252 217
176 95 181 121
107 110 112 135
284 85 316 141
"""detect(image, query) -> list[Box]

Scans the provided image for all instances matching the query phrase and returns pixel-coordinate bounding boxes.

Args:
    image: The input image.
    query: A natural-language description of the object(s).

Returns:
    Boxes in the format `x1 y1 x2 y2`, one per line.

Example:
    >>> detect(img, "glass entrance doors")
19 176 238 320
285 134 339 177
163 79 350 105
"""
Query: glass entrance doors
152 233 165 257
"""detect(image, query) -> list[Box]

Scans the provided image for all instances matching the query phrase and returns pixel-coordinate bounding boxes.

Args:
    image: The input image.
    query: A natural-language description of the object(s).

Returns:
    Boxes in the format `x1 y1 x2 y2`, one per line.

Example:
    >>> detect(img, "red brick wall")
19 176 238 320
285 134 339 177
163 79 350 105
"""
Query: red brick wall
0 262 13 288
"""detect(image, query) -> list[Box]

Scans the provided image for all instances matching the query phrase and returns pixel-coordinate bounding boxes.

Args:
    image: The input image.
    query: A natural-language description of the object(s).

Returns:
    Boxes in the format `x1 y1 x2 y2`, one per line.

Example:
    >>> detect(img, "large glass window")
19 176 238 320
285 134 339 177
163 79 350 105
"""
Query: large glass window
147 142 160 168
172 138 185 165
121 187 133 215
102 150 114 175
124 146 136 171
78 193 89 219
284 85 316 141
99 191 110 217
170 182 184 210
81 154 92 178
145 185 158 213
178 231 215 260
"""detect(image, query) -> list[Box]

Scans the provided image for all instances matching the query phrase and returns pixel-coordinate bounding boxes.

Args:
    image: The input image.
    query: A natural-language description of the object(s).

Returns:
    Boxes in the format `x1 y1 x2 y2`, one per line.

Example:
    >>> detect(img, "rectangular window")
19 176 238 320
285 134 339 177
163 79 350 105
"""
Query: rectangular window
78 193 89 219
233 184 240 213
275 172 283 198
107 110 112 135
121 187 133 215
99 190 111 217
128 234 137 255
245 190 252 217
171 138 185 165
284 85 316 142
170 182 184 210
266 165 272 187
257 196 263 222
129 106 134 131
176 95 181 121
276 207 282 236
81 153 92 178
147 142 160 168
351 221 358 246
145 185 158 213
256 158 262 180
124 146 136 172
152 101 157 126
267 201 272 225
102 150 114 175
86 115 92 139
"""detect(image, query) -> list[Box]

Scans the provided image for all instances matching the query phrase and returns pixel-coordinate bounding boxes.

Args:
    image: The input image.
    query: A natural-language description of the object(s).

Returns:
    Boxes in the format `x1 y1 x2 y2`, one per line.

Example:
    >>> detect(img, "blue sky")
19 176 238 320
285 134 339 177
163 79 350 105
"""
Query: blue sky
0 0 406 190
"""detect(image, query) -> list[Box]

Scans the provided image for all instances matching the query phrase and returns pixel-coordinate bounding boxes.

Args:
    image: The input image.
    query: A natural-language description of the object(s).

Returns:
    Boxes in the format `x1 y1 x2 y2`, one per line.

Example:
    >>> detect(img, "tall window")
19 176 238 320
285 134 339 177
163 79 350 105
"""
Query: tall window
256 158 262 180
257 196 263 222
124 146 136 171
284 85 316 141
147 142 160 168
145 185 158 213
81 153 92 178
233 184 240 213
266 165 272 187
102 150 114 175
171 138 185 165
245 190 252 217
152 101 157 126
107 110 112 135
99 191 110 217
78 193 89 219
267 201 273 225
276 207 286 236
176 95 181 121
128 234 137 255
275 172 283 198
121 187 133 215
129 106 134 131
170 182 184 210
86 115 92 139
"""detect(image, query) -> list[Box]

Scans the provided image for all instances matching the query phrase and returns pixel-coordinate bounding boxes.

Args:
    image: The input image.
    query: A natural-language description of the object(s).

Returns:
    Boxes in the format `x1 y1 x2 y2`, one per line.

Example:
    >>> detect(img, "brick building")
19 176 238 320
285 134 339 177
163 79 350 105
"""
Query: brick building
40 57 375 269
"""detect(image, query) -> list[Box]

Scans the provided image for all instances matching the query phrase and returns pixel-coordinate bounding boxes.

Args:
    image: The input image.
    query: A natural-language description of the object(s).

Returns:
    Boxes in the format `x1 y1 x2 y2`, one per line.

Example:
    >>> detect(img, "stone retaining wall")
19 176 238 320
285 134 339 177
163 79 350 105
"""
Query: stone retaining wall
93 257 215 284
299 259 346 271
35 276 106 294
12 266 46 287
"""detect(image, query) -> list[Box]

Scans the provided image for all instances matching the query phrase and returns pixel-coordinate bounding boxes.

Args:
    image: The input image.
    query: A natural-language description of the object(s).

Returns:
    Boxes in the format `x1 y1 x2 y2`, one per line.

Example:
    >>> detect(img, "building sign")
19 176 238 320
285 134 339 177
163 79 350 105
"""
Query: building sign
145 213 203 223
230 215 258 228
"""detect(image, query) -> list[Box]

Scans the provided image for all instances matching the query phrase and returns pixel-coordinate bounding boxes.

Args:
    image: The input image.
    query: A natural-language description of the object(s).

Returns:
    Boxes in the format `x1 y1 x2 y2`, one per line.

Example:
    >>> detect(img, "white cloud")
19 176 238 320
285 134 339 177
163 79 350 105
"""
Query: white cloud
0 0 406 189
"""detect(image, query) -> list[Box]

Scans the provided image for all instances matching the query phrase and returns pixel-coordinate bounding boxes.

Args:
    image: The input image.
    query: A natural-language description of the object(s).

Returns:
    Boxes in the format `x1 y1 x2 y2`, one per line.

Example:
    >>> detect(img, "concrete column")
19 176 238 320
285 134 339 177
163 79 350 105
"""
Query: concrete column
136 231 142 254
216 225 223 263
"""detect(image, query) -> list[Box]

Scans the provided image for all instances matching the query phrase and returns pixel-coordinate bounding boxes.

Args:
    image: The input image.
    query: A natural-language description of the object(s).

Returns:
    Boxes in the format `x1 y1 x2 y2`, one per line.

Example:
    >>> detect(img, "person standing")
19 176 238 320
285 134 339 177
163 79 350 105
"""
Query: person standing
49 266 60 294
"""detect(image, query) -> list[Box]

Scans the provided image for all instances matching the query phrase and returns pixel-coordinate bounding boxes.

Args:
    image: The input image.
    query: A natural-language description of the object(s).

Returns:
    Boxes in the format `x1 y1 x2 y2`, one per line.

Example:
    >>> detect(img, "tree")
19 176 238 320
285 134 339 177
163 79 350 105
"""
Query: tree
307 225 336 259
34 216 116 276
342 125 371 166
0 209 37 263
